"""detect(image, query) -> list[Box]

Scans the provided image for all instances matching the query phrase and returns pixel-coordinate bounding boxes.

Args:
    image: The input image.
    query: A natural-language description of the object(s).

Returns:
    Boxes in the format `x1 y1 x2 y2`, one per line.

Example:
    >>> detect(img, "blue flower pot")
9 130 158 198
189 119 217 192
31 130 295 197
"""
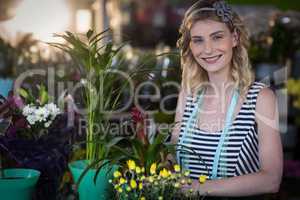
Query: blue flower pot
69 160 117 200
0 168 40 200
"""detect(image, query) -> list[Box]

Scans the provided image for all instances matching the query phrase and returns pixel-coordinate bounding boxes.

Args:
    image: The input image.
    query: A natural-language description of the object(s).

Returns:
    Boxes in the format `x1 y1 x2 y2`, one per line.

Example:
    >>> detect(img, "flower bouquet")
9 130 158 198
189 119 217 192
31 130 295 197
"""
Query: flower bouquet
110 160 207 200
0 85 78 200
106 106 210 199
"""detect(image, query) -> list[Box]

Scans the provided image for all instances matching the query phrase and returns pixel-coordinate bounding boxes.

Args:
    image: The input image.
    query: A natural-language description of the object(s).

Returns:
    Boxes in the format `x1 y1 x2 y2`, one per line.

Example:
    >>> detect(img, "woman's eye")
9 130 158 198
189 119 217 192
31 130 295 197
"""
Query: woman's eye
213 35 224 40
192 39 203 44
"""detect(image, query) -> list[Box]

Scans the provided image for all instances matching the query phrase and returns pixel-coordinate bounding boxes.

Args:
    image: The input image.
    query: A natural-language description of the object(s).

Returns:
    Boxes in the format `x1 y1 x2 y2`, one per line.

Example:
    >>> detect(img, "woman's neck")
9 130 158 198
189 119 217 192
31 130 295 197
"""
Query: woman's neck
206 69 234 95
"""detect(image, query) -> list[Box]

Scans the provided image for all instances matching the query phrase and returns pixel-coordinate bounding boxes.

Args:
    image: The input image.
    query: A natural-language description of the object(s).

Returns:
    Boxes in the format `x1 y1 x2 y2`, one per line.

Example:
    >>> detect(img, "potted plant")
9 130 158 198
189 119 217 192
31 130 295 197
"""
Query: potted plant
0 85 77 200
110 160 207 199
108 107 208 199
0 168 40 200
50 29 134 200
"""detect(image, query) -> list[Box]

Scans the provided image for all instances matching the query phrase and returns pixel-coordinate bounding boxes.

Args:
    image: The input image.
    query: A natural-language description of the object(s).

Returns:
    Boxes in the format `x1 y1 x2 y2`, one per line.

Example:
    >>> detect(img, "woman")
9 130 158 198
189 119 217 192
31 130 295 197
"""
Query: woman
172 0 283 198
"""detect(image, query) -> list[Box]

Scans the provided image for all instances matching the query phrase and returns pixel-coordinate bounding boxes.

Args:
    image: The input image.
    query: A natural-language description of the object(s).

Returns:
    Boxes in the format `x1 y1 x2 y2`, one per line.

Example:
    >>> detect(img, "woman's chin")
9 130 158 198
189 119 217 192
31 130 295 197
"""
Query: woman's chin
201 65 225 73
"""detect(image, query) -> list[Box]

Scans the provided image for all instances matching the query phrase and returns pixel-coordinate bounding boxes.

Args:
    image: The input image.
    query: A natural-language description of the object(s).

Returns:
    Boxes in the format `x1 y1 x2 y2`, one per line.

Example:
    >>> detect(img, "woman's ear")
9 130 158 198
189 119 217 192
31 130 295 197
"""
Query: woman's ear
232 29 239 47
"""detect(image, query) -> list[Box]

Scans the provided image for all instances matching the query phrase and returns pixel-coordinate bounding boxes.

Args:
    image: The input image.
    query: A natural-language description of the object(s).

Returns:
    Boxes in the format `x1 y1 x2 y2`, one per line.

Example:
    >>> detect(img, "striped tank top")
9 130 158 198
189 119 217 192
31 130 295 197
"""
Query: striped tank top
177 82 266 180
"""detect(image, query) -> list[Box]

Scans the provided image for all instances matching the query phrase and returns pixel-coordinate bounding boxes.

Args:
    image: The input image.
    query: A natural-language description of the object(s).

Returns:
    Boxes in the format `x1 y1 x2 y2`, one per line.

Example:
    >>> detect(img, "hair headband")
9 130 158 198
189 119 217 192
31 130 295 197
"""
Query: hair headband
198 1 234 25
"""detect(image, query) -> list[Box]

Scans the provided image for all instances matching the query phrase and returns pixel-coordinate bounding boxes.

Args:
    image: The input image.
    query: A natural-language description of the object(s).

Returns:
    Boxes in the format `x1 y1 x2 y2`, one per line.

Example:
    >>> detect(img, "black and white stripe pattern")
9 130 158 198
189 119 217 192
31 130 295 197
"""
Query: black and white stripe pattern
177 82 265 179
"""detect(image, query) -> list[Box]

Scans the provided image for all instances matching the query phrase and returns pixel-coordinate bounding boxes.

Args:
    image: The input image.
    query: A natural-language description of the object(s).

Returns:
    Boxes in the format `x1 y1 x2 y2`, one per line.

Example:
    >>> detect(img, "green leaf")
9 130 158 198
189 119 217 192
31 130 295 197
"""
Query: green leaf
145 133 169 168
130 138 146 166
111 145 134 159
18 88 35 104
89 28 110 44
91 35 111 47
86 29 94 39
106 136 124 149
38 85 49 105
18 88 29 99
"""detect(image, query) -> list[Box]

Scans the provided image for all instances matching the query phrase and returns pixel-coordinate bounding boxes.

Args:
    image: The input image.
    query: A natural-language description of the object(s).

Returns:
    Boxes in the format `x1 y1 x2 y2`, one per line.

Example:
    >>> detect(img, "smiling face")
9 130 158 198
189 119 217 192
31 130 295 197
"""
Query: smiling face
189 19 238 75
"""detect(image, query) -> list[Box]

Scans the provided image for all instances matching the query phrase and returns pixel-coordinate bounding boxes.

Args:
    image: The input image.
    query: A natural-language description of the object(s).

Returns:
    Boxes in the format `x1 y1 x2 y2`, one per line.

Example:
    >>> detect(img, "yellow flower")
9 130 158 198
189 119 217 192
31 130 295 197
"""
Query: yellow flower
113 170 122 178
139 182 143 190
127 160 136 171
174 182 180 188
130 179 137 189
118 188 123 193
119 177 126 185
180 179 186 185
184 170 190 177
136 166 142 174
140 175 146 181
148 176 154 183
174 164 181 172
199 175 208 184
159 168 169 178
141 167 145 173
126 186 131 192
158 196 163 200
150 163 157 175
140 197 146 200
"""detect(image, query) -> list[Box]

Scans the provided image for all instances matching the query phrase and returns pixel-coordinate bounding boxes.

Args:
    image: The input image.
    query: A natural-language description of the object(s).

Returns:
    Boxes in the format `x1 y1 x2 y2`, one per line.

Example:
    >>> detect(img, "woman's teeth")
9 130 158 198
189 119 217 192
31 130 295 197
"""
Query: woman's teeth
203 55 222 63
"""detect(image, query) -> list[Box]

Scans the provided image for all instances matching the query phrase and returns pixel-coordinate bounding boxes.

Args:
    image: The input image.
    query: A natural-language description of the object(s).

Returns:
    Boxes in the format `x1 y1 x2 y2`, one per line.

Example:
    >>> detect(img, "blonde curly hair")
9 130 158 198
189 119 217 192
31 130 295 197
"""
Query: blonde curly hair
177 0 254 96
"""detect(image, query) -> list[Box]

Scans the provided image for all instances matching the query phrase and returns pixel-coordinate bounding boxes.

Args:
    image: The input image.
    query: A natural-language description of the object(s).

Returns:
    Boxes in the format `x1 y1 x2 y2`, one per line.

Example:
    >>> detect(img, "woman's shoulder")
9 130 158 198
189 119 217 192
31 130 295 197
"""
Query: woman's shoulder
246 81 269 96
247 81 275 103
257 86 276 105
250 81 274 97
253 82 277 118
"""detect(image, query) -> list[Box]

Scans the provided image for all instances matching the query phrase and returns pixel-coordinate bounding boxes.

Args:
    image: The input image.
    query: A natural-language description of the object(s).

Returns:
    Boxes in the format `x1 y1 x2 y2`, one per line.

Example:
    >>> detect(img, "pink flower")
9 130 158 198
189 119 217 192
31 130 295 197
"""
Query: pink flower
131 107 149 145
6 92 24 109
131 107 145 123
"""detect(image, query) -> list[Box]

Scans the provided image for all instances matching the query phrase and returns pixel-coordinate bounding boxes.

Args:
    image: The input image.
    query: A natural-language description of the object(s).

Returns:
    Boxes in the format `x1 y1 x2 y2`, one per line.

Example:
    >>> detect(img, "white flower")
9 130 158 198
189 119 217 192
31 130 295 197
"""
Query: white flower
80 79 87 85
35 107 50 122
26 114 38 125
22 105 34 116
44 121 52 128
45 103 61 117
22 102 61 128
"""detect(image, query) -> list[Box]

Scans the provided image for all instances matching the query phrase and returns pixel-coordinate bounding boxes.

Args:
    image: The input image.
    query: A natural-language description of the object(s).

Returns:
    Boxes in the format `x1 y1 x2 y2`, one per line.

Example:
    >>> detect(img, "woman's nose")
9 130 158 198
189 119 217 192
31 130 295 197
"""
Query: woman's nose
203 41 213 54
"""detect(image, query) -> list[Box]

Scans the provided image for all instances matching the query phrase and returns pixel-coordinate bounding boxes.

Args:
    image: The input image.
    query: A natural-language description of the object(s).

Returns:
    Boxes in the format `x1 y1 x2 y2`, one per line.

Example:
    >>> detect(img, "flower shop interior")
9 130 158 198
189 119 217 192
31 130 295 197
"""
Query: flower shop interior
0 0 300 200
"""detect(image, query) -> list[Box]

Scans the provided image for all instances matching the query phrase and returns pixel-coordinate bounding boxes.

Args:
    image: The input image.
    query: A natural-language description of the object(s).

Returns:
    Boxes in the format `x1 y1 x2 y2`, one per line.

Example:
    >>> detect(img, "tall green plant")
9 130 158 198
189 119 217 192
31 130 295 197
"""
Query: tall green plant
50 29 127 164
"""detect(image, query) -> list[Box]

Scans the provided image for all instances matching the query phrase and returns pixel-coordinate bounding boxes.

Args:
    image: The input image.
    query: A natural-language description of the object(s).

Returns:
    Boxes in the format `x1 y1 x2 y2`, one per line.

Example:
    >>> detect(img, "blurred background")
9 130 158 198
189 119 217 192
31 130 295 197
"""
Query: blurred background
0 0 300 199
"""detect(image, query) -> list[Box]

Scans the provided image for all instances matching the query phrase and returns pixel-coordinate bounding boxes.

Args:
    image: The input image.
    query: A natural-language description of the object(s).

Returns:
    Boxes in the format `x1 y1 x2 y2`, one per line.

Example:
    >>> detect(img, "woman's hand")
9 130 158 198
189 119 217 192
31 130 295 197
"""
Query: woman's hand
181 179 210 197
